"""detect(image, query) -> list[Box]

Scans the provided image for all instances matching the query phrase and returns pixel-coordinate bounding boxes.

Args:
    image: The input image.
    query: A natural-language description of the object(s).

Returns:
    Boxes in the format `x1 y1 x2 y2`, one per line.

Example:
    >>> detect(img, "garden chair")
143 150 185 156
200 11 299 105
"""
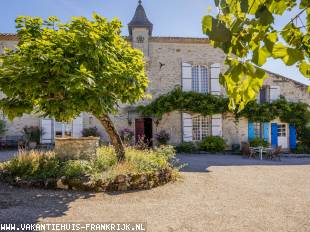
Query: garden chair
267 146 282 161
241 142 257 159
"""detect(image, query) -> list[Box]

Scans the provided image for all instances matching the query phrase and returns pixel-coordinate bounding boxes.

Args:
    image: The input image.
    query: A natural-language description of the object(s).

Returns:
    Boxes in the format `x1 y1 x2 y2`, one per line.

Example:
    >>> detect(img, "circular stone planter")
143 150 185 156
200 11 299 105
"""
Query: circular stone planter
0 168 175 192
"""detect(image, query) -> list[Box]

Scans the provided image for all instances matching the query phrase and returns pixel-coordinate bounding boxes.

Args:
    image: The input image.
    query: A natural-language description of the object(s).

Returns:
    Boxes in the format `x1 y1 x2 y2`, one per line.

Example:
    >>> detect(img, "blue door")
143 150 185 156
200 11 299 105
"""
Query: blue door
289 124 297 149
271 123 278 147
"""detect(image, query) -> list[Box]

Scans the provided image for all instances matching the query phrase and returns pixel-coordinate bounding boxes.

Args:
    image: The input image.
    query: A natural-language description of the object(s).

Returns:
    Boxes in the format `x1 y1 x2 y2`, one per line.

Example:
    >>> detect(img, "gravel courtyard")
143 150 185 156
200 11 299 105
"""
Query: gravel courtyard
1 154 310 232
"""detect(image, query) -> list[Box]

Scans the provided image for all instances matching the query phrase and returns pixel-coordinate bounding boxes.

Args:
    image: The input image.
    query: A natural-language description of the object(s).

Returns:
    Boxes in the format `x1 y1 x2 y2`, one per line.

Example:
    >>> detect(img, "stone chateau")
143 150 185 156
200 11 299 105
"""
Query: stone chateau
1 1 310 150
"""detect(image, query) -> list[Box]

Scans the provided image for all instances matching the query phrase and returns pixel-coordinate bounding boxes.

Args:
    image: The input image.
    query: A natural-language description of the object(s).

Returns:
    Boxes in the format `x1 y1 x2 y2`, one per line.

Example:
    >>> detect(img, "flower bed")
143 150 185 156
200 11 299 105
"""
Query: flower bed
0 146 179 192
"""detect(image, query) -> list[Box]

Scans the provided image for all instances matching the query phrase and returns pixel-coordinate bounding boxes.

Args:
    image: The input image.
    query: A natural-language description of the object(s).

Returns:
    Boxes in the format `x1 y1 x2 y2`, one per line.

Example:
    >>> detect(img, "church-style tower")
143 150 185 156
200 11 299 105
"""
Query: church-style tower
128 0 153 57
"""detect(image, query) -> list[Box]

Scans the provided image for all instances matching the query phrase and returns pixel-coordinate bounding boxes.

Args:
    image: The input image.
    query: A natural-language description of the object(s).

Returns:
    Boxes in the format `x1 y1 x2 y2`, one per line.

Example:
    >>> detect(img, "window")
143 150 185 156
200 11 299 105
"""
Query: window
278 124 286 137
254 123 261 138
259 86 270 103
254 122 267 139
136 36 145 43
191 65 208 93
192 115 210 141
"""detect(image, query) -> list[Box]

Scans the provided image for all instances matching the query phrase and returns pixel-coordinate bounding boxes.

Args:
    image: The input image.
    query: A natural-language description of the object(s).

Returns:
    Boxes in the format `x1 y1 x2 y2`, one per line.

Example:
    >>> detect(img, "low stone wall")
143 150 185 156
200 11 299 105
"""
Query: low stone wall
0 168 175 192
54 137 100 160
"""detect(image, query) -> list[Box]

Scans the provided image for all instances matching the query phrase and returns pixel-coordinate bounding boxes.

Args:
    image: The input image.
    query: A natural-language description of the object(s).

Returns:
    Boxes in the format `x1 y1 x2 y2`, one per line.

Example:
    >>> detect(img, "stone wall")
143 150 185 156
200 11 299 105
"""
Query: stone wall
55 137 100 160
88 39 227 144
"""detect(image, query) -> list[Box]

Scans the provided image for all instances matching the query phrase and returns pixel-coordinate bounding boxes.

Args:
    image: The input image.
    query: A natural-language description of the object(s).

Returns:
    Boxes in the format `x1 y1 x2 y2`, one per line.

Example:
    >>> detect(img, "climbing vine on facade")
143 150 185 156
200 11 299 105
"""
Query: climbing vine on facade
138 88 310 141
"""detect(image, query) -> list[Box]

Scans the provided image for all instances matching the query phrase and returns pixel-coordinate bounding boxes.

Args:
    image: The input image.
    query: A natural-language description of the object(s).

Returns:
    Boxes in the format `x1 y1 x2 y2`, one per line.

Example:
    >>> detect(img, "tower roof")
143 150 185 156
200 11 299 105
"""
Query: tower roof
128 1 153 36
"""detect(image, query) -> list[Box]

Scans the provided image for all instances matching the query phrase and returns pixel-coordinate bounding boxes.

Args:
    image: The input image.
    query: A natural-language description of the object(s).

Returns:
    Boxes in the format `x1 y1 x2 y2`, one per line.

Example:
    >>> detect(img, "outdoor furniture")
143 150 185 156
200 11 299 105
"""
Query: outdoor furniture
250 146 273 160
241 142 256 158
0 136 24 150
266 146 282 161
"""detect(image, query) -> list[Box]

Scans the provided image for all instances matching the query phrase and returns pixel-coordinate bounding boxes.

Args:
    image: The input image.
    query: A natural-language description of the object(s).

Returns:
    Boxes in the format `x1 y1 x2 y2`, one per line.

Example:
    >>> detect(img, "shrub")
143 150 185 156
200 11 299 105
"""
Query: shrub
199 136 226 152
0 145 179 191
23 126 41 143
82 127 100 137
93 146 118 171
249 138 269 148
155 130 170 145
62 160 93 178
0 120 6 136
154 145 176 160
124 147 169 173
176 142 198 153
3 151 60 179
292 143 310 154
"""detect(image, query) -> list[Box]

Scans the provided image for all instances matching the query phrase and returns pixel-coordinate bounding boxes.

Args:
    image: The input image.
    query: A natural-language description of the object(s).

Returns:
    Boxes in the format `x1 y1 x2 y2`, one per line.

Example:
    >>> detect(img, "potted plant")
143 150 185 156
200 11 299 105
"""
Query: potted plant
155 130 170 145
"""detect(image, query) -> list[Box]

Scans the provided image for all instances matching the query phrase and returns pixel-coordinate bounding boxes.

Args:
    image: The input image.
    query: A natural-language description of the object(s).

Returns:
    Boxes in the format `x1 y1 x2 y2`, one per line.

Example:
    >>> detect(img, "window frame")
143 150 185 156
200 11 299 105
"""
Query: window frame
191 65 209 93
192 115 211 141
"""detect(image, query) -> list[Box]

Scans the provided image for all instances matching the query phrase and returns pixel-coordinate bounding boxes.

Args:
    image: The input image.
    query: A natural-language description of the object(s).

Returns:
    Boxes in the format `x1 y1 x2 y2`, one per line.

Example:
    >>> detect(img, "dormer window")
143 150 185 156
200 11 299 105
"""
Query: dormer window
136 36 145 43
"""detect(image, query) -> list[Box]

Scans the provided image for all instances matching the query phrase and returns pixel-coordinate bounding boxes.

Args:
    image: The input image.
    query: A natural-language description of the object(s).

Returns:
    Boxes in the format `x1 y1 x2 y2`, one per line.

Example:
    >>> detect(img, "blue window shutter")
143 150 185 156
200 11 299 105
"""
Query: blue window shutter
248 122 255 141
271 123 278 147
289 124 297 149
263 122 269 141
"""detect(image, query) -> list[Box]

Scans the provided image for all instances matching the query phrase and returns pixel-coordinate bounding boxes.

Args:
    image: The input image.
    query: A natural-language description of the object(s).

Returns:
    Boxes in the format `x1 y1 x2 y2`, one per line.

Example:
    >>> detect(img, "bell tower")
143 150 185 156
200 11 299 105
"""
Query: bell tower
128 0 153 57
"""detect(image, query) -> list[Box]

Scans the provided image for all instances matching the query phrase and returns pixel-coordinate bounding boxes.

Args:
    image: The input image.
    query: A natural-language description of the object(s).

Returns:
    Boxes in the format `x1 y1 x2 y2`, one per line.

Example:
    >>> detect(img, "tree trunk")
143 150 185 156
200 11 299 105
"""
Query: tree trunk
97 114 125 161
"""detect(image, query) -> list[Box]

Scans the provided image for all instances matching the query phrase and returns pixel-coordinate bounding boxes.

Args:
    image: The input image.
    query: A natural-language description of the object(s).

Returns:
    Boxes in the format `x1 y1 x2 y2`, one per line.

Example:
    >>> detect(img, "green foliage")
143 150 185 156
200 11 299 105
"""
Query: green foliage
0 120 6 136
140 89 310 144
3 151 60 179
0 14 148 121
176 142 198 153
153 145 176 160
292 143 310 154
1 145 177 181
249 138 270 148
199 136 226 152
93 146 118 171
82 127 100 137
62 160 93 178
138 87 228 119
203 0 310 111
23 126 41 143
238 98 310 142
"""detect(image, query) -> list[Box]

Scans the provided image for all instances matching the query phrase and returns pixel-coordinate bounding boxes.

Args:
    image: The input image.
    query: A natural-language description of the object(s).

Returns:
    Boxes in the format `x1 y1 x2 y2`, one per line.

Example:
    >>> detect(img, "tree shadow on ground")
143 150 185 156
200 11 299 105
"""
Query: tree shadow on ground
178 154 310 173
0 182 95 224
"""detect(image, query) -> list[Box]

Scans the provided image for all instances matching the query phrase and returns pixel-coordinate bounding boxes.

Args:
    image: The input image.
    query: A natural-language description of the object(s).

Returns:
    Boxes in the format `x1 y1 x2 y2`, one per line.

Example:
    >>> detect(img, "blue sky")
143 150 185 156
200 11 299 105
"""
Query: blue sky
1 0 309 85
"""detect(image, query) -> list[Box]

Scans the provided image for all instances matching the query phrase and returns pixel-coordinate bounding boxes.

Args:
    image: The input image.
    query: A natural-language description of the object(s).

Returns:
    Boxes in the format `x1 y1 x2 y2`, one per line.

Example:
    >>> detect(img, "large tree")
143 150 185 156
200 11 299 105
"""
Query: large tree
203 0 310 111
0 14 148 161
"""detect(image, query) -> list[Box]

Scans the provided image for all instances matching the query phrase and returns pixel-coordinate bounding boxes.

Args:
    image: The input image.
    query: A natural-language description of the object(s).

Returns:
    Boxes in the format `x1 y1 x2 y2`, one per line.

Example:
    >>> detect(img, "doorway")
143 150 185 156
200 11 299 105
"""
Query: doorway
135 118 153 146
277 124 288 149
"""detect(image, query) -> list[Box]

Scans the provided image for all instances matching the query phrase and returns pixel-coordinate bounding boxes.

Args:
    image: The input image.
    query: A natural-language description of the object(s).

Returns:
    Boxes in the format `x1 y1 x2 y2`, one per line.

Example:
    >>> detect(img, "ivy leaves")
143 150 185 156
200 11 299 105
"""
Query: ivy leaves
139 88 310 141
202 0 310 111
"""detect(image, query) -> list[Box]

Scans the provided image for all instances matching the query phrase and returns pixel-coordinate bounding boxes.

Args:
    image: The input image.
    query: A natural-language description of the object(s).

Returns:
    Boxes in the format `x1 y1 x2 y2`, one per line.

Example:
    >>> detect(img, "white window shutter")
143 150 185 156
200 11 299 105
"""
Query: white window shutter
182 113 193 142
270 86 280 102
41 119 54 144
210 63 221 95
211 114 223 137
182 62 192 92
72 114 84 138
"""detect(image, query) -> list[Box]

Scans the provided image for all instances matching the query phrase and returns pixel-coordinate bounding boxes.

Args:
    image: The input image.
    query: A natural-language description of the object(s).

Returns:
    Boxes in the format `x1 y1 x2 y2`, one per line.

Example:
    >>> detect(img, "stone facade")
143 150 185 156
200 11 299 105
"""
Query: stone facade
1 3 310 150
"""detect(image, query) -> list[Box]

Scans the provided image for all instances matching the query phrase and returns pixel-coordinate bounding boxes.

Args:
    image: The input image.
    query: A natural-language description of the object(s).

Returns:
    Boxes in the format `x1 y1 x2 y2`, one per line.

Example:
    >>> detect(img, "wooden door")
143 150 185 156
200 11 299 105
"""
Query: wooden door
135 119 145 143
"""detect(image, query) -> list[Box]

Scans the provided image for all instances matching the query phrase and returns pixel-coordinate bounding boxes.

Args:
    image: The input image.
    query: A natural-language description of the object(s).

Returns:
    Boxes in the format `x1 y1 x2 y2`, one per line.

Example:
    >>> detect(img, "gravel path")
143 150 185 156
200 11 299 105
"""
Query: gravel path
1 154 310 232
